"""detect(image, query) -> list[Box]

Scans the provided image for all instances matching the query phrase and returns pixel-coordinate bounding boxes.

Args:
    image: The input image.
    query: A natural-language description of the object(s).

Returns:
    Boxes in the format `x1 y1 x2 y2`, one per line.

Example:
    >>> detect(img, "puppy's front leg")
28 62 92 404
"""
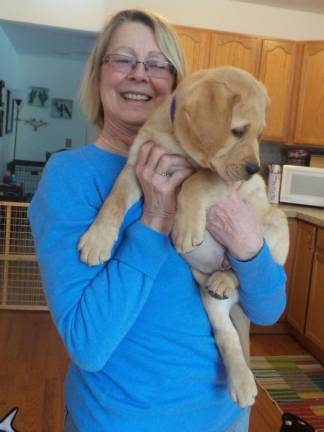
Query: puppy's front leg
172 171 226 254
78 164 141 266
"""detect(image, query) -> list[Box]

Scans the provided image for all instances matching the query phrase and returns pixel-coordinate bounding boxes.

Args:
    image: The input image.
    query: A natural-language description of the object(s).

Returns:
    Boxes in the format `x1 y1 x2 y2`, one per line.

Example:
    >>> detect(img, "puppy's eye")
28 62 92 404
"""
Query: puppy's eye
231 127 246 139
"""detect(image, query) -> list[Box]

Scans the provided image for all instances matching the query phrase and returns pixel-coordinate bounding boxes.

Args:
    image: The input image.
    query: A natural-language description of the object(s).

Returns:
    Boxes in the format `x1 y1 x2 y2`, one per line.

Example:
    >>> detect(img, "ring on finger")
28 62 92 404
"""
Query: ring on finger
158 171 172 177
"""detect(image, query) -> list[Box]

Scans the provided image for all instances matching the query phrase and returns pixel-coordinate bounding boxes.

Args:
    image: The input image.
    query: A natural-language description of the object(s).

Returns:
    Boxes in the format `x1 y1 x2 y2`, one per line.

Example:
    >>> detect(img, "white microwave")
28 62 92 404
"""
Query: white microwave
280 164 324 208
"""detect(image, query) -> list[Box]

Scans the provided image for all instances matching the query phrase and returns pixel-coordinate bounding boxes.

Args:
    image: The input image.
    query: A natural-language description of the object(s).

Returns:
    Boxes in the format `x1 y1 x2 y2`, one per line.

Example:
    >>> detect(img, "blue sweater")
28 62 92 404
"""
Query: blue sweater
28 144 286 432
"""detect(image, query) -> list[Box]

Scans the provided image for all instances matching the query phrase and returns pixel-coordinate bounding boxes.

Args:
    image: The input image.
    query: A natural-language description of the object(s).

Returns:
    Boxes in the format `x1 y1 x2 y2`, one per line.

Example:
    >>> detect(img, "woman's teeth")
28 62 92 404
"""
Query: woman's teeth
122 93 150 101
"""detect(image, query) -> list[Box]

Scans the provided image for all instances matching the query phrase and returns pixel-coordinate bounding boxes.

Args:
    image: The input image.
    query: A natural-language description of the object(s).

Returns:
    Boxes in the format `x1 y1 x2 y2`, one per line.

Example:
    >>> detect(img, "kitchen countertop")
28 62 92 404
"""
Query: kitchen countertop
278 204 324 229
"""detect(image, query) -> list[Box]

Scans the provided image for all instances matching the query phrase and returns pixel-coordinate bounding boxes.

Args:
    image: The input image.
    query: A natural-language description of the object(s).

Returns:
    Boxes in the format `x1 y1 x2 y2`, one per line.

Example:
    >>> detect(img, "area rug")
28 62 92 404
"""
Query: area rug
251 355 324 431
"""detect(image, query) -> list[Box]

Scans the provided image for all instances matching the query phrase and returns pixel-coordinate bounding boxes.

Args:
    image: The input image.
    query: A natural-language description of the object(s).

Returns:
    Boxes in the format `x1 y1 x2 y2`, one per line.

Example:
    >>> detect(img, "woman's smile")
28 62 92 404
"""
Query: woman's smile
120 91 152 101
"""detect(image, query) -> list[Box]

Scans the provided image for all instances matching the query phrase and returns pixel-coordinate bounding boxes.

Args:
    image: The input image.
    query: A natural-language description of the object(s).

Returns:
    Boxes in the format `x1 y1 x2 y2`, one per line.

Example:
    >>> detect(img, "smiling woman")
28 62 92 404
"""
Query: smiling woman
27 8 288 432
96 21 176 149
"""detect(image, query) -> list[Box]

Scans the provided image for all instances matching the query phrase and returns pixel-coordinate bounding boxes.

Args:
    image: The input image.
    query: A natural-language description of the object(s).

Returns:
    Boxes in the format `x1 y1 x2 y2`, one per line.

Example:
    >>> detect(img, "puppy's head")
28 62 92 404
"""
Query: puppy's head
173 67 269 182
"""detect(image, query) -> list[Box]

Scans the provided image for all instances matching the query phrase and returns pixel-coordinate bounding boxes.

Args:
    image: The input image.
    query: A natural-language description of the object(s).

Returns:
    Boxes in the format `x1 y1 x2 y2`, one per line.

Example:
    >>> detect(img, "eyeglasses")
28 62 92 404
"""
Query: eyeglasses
101 53 176 80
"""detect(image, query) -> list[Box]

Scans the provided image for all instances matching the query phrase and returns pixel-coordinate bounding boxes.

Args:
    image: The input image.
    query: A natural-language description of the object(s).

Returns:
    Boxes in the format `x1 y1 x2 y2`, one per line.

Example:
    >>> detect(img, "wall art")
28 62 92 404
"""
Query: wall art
27 86 50 108
0 109 4 137
0 80 5 108
51 98 73 119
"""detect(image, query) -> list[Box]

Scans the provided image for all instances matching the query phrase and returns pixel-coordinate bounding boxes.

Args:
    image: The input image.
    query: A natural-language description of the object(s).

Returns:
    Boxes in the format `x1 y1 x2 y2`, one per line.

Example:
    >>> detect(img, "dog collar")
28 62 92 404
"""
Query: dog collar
170 96 176 123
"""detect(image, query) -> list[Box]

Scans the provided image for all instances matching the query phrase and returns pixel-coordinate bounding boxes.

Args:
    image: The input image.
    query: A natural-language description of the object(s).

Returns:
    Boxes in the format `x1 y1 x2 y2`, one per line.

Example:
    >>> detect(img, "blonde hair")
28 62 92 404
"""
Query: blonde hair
79 9 187 129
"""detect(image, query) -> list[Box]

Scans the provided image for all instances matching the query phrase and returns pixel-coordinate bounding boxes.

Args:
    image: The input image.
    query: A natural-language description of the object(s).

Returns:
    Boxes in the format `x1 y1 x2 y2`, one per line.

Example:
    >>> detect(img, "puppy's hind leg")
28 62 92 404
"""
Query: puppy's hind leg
200 288 257 408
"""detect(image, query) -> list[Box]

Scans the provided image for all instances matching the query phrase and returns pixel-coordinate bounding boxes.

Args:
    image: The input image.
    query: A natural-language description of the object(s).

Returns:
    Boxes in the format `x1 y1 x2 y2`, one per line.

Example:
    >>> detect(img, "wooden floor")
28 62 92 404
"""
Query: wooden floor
0 311 69 432
0 310 309 432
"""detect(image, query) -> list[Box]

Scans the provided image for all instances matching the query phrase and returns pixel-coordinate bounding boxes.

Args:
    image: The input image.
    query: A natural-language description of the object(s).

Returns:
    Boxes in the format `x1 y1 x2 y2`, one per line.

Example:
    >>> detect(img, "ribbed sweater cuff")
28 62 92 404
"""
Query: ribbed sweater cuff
228 241 283 295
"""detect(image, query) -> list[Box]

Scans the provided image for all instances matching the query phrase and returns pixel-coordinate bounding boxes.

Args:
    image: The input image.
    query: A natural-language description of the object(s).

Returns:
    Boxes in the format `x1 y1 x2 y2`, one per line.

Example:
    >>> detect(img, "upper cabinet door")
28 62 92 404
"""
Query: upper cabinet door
258 39 298 142
174 26 211 74
209 32 261 76
294 42 324 146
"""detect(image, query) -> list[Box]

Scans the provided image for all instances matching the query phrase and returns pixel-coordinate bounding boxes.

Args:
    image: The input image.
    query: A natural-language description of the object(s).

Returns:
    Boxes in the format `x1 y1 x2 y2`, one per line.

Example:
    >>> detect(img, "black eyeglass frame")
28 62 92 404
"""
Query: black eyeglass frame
101 53 177 78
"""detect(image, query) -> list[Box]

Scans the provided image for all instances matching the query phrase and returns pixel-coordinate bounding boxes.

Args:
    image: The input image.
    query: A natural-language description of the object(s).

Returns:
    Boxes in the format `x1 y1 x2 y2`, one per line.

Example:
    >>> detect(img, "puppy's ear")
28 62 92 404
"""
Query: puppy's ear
177 79 238 157
183 79 236 120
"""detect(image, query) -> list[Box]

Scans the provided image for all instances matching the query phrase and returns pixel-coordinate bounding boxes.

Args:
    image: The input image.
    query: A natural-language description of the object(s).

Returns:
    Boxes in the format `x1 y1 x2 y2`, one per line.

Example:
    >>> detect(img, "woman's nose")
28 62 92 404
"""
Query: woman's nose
128 62 149 81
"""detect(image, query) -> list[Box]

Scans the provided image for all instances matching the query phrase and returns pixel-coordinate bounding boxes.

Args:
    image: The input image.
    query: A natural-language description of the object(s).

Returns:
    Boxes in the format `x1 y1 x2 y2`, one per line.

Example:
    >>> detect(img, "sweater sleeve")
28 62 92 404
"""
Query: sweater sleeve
228 241 287 326
28 154 171 372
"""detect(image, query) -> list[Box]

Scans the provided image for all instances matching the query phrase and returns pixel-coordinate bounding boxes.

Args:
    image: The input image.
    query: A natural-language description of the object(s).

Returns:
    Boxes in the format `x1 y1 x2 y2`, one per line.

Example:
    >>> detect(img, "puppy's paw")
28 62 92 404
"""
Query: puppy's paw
228 366 258 408
172 216 205 254
78 224 118 266
206 272 236 299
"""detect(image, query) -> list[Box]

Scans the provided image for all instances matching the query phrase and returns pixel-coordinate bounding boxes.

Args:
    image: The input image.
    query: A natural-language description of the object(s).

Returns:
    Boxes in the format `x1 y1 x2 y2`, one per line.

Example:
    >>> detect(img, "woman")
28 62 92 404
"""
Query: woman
28 9 286 432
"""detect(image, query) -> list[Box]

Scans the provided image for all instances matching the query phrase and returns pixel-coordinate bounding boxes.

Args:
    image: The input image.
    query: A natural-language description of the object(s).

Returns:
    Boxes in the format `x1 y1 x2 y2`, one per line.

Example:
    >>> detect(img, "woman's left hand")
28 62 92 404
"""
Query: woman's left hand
206 184 263 261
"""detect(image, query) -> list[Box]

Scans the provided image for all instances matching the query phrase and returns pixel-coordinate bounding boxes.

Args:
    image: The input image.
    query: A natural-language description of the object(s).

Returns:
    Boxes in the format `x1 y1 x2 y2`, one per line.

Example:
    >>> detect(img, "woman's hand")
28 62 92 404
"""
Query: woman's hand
136 141 194 235
206 184 263 261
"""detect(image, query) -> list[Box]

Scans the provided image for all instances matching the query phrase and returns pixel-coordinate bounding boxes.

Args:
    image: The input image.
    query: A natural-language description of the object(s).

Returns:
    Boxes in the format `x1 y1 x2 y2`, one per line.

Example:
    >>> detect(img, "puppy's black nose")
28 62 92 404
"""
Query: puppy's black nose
245 163 260 176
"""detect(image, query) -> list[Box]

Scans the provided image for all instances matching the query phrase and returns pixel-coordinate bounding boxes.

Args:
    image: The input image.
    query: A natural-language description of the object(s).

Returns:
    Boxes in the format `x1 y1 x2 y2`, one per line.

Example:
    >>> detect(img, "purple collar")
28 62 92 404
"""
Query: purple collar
170 96 176 123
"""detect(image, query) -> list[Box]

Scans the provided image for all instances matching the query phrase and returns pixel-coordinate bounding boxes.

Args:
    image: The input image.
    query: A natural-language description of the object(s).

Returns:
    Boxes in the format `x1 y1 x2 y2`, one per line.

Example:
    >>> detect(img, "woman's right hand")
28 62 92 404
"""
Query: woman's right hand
136 141 194 235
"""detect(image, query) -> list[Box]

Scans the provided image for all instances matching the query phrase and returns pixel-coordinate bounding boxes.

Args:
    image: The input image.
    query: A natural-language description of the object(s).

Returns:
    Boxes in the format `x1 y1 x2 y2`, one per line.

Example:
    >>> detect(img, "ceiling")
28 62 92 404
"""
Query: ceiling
0 20 97 61
1 1 323 61
231 0 324 14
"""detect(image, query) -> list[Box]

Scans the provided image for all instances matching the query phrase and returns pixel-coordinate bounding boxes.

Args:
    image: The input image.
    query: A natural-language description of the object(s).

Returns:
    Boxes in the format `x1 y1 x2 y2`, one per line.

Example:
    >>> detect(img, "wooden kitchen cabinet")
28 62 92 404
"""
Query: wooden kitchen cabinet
294 42 324 147
209 31 261 76
250 218 297 332
286 221 316 333
281 219 297 321
258 39 298 142
175 23 324 146
175 26 211 74
305 228 324 350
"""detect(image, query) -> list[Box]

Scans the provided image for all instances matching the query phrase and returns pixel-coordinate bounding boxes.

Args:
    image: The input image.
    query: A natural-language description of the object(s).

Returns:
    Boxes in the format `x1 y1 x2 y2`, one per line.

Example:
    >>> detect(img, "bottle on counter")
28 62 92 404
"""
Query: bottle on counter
10 173 17 185
267 164 282 204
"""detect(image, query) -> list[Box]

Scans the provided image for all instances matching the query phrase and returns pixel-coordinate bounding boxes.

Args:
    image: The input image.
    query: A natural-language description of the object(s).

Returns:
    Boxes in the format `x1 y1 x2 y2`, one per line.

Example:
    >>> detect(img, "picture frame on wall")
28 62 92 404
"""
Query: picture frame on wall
27 86 50 108
0 80 5 108
0 110 4 137
51 98 73 119
5 89 14 134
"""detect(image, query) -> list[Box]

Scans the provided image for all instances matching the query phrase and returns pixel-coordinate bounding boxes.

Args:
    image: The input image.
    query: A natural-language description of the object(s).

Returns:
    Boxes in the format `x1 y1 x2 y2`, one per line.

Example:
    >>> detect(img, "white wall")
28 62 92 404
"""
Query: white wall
0 0 324 40
15 54 87 162
0 28 91 179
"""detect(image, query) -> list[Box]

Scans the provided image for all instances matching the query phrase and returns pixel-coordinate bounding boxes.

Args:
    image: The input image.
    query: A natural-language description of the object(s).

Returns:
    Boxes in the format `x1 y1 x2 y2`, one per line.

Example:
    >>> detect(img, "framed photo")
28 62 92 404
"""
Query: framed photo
5 89 14 134
51 98 73 119
0 110 4 137
0 80 4 108
28 86 50 108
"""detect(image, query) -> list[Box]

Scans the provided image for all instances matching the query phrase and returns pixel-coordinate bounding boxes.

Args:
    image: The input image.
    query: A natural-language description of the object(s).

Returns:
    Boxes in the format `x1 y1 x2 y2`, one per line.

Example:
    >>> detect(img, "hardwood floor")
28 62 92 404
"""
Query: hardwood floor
0 311 68 432
0 310 310 431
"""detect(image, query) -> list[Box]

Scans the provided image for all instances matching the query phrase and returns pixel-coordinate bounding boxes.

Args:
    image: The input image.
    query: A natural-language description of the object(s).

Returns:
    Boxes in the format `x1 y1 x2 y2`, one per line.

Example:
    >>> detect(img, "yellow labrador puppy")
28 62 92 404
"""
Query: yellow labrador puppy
78 66 289 408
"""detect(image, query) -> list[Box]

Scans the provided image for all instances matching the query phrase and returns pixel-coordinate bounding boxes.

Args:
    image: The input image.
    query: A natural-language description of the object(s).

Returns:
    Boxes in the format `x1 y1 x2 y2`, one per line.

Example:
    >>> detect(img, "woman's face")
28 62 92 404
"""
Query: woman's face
99 22 175 130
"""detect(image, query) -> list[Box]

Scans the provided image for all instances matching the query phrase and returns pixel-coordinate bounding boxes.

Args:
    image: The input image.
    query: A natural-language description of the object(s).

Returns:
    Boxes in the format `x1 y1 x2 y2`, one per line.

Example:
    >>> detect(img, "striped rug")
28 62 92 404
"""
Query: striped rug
251 355 324 431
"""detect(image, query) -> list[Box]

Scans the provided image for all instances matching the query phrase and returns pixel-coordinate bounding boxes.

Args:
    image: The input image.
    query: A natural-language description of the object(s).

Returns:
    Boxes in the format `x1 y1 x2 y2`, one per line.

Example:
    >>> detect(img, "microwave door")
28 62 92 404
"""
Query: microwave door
280 165 324 207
